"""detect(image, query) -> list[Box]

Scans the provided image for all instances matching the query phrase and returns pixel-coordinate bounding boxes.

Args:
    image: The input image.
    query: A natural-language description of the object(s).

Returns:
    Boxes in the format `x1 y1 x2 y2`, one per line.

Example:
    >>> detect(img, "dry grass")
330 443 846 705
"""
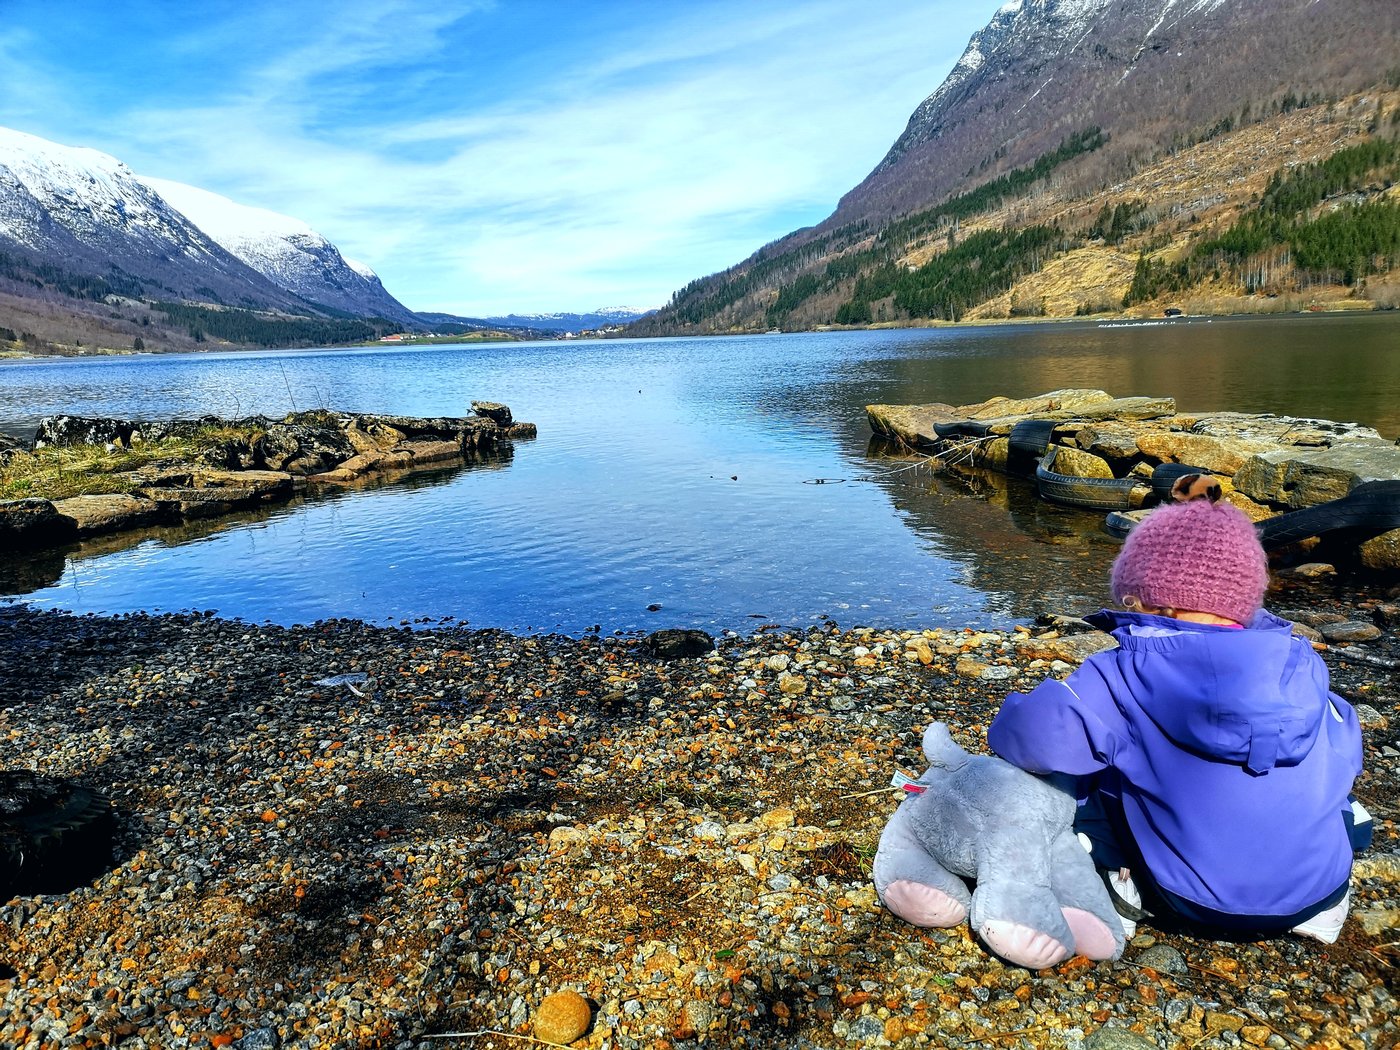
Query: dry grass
0 424 264 501
901 88 1400 322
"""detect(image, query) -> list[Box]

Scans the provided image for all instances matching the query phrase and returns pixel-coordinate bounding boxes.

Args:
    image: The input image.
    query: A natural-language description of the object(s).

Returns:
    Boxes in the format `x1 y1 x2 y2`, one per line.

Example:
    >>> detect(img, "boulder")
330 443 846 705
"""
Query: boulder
0 498 79 549
343 418 407 453
1014 631 1118 665
34 415 137 449
399 440 464 466
1135 431 1276 476
1359 529 1400 572
52 493 165 536
1187 412 1385 448
1045 446 1115 479
0 431 24 464
1074 424 1143 467
1233 443 1400 508
865 403 962 448
472 400 513 426
643 629 716 659
958 389 1117 418
969 395 1176 426
139 470 298 518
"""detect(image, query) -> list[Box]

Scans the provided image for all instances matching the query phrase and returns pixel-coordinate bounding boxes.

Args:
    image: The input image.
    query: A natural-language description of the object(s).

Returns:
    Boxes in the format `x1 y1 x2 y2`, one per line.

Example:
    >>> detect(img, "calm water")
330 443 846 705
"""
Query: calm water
2 313 1397 634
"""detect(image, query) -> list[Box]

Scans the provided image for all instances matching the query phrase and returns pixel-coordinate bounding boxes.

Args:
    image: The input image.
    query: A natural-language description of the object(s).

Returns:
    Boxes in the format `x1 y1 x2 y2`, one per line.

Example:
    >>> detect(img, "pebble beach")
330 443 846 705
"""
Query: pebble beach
0 577 1396 1050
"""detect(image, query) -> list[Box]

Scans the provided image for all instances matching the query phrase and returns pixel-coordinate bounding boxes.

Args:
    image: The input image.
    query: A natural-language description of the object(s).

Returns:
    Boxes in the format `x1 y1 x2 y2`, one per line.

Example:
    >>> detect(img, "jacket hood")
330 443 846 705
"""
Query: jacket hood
1084 609 1330 774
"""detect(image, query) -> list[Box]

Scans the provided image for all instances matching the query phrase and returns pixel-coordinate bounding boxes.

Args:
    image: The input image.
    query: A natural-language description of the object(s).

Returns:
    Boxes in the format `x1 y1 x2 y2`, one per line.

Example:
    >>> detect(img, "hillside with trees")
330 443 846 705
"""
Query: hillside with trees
632 82 1400 336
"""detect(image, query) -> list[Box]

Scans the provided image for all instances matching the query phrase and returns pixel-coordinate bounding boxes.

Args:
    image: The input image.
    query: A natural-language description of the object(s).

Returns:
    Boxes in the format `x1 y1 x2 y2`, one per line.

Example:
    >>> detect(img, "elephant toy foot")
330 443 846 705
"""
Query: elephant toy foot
882 879 968 928
1061 907 1120 960
977 920 1072 970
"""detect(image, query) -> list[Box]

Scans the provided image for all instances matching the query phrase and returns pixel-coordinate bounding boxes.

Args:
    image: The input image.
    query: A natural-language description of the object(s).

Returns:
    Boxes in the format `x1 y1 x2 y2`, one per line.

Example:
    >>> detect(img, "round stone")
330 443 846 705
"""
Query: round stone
533 989 591 1045
1319 620 1383 643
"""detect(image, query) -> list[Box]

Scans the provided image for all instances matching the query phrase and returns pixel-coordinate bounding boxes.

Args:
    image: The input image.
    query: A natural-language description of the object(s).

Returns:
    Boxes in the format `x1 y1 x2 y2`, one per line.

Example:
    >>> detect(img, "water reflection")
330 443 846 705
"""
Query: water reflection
2 450 513 598
861 441 1120 619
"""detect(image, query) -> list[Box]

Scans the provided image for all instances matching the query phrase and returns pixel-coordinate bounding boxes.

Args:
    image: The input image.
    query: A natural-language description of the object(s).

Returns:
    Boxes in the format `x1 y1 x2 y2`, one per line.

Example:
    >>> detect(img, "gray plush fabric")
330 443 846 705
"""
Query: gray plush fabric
873 723 1124 965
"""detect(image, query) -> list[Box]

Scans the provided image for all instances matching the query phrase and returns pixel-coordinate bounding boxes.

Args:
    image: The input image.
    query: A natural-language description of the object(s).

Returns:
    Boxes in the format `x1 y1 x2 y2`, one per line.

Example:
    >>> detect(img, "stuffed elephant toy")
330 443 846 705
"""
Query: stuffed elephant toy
873 723 1124 969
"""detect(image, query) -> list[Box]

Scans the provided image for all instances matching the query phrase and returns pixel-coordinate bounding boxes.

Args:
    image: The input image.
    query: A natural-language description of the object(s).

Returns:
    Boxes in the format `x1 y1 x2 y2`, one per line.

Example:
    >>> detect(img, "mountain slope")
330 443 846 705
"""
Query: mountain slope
836 0 1399 228
0 126 309 312
139 177 420 325
634 0 1400 335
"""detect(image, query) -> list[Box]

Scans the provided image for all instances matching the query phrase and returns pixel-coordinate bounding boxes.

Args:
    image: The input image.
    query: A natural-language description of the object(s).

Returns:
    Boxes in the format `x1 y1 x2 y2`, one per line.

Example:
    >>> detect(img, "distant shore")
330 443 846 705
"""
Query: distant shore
2 300 1394 361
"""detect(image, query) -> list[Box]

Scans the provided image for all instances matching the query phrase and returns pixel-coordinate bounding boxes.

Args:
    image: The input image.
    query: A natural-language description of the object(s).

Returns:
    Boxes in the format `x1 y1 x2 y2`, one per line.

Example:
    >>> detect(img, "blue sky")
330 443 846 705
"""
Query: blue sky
1 1 993 316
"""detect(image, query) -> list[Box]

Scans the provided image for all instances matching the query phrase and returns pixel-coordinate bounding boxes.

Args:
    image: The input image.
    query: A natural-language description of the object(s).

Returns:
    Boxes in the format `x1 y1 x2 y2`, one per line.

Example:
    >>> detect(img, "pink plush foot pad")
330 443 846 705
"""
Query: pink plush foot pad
882 880 967 927
1062 907 1119 959
978 920 1071 970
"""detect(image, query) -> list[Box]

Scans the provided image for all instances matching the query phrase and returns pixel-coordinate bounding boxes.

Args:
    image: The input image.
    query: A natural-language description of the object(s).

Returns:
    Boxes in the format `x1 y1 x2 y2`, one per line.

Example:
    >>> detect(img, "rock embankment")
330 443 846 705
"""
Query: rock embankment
0 586 1395 1049
0 403 533 550
867 389 1400 569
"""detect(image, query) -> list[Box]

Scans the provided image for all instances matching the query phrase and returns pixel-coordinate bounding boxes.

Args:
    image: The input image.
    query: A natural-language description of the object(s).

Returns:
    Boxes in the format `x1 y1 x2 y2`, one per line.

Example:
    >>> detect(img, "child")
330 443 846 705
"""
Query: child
987 497 1364 942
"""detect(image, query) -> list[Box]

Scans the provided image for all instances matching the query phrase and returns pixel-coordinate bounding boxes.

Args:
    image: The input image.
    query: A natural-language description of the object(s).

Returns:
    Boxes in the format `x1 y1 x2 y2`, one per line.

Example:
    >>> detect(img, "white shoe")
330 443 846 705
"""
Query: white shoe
1291 891 1350 945
1107 869 1141 939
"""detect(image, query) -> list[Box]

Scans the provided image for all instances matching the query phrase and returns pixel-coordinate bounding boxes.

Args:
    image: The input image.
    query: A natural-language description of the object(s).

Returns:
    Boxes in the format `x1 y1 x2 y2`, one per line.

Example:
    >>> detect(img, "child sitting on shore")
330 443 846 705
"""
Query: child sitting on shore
987 497 1364 942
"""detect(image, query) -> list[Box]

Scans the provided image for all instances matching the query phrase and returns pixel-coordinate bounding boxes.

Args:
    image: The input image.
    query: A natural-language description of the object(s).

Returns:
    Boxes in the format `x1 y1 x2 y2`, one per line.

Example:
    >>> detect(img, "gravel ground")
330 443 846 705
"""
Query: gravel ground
0 570 1396 1050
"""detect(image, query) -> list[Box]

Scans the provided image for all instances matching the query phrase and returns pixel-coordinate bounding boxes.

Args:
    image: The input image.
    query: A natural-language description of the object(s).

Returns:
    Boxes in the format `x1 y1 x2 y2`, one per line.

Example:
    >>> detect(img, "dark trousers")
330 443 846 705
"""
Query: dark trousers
1073 777 1352 939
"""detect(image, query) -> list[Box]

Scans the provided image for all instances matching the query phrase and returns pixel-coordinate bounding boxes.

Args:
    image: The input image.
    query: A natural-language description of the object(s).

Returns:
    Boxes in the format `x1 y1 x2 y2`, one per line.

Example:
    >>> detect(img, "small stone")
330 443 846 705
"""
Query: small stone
1355 704 1385 727
1284 562 1337 578
548 826 588 849
533 989 592 1045
1205 1010 1245 1035
777 672 807 694
691 821 726 842
1319 620 1383 643
1085 1025 1157 1050
766 653 791 671
753 807 795 831
955 657 990 678
1288 621 1323 643
1136 944 1188 974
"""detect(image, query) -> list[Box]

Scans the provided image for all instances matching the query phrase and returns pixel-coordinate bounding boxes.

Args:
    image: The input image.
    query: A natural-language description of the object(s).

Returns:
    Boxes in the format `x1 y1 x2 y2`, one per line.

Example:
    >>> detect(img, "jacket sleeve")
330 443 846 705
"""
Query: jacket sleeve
987 661 1128 776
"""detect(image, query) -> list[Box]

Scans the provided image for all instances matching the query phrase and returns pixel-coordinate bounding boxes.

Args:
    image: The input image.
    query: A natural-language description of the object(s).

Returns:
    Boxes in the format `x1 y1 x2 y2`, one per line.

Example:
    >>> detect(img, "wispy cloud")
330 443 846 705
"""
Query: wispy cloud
0 0 990 315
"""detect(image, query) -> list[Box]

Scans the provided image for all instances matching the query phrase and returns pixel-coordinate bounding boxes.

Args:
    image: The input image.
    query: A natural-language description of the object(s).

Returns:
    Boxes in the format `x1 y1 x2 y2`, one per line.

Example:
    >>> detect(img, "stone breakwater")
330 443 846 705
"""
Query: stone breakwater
867 389 1400 570
0 587 1396 1049
0 403 535 550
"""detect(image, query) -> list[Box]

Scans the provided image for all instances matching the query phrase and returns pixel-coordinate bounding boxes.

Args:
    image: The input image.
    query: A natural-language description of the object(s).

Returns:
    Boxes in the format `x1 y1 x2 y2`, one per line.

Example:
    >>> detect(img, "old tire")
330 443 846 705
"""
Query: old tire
1035 447 1143 510
0 772 116 899
1007 419 1058 477
1257 480 1400 551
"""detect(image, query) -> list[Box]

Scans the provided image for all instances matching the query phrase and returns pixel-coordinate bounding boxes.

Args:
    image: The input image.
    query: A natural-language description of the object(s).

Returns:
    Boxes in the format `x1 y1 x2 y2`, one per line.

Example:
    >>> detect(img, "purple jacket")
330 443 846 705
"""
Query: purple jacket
988 609 1361 918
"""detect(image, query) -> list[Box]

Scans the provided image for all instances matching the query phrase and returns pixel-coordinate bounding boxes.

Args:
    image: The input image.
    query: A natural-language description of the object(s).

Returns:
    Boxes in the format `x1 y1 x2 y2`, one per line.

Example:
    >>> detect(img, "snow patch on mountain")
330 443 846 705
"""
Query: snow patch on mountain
345 257 378 280
0 125 222 260
140 175 415 322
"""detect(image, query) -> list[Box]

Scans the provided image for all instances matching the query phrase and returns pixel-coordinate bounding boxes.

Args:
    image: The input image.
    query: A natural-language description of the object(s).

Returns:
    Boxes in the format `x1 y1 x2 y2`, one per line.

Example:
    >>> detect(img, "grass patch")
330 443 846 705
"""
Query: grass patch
0 424 267 501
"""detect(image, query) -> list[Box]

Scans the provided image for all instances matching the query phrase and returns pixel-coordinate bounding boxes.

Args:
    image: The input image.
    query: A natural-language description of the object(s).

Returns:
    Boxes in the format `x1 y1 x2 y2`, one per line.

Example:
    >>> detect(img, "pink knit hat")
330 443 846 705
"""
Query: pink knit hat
1110 499 1269 623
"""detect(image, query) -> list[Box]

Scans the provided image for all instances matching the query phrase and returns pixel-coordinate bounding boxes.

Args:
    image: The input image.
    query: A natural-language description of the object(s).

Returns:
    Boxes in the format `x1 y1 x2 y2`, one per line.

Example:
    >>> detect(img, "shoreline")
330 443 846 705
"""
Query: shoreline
1 597 1395 1049
3 305 1395 362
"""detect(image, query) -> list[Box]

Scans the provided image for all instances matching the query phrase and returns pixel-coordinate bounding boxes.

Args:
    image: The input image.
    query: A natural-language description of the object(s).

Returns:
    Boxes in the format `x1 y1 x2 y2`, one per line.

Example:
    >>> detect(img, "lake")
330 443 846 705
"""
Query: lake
2 313 1398 634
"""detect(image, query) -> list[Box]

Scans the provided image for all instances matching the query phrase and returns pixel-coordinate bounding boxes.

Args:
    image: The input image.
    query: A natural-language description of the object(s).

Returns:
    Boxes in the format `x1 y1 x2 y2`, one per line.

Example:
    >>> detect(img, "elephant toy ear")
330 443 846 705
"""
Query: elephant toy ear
922 722 969 770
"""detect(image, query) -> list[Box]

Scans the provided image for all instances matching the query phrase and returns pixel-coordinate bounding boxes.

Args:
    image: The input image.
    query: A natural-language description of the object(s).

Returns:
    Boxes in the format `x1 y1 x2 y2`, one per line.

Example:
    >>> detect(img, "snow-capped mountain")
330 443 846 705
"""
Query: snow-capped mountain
0 125 308 310
481 307 655 332
139 177 418 324
0 125 418 323
833 0 1399 226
